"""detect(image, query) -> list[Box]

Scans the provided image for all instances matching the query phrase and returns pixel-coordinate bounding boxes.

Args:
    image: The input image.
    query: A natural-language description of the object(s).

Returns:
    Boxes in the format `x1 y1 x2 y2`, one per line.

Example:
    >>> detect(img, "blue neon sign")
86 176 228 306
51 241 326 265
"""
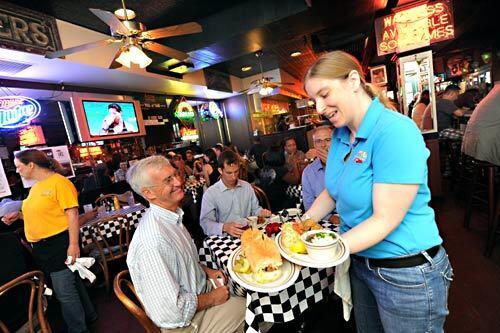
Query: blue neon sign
0 96 41 129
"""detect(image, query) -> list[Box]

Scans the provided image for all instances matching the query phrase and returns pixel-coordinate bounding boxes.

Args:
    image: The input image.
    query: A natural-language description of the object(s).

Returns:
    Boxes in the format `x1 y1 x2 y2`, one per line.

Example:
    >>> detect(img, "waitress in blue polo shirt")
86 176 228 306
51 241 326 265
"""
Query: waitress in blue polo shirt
304 51 453 333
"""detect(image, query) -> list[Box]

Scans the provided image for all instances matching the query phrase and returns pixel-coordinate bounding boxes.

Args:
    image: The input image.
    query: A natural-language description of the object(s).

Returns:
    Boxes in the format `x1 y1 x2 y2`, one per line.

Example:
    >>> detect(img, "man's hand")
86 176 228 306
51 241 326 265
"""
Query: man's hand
259 209 272 218
209 285 230 306
316 147 329 164
205 268 226 286
2 211 22 225
305 148 318 160
66 243 80 265
222 222 246 238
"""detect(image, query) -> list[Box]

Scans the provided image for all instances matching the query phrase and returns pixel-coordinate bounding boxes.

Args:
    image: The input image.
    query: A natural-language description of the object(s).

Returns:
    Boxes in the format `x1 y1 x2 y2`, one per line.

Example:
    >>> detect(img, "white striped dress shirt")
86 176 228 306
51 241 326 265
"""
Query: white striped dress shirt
127 203 206 329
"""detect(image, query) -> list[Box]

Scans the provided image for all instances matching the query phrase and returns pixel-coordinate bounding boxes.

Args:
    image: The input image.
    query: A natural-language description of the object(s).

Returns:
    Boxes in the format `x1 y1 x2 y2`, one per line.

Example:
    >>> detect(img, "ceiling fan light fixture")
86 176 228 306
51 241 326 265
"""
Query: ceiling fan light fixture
115 49 132 67
128 44 152 68
241 66 252 72
259 86 274 96
114 8 136 20
290 51 302 57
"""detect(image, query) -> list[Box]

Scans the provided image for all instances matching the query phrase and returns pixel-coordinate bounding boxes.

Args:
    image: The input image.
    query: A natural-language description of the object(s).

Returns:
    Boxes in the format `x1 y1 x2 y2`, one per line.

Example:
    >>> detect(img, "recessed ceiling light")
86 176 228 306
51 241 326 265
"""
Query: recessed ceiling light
290 51 302 57
241 66 252 72
114 8 136 20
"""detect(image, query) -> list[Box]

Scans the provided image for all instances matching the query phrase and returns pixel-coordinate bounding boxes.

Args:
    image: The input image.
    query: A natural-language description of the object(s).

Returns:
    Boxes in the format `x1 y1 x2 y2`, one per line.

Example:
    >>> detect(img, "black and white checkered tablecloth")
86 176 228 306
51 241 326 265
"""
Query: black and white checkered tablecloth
80 204 146 246
199 221 337 333
439 128 464 140
184 178 205 203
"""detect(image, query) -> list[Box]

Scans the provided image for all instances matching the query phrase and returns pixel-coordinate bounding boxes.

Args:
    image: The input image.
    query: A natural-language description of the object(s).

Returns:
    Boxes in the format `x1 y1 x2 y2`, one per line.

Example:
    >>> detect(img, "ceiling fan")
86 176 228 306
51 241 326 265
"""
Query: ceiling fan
242 51 294 96
45 0 202 69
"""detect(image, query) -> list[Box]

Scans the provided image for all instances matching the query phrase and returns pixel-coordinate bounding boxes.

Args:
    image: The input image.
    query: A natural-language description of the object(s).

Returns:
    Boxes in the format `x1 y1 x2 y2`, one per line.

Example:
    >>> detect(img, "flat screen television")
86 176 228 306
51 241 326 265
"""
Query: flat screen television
71 95 146 142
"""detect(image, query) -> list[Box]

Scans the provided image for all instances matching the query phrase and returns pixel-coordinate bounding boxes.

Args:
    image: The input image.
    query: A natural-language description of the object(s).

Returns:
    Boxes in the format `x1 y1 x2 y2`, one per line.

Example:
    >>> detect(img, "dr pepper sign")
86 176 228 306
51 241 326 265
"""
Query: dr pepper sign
375 0 454 56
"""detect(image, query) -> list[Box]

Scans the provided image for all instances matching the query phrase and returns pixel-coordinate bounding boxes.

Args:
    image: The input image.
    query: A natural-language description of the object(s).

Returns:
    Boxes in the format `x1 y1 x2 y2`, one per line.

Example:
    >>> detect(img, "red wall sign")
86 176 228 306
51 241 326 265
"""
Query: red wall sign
375 0 454 56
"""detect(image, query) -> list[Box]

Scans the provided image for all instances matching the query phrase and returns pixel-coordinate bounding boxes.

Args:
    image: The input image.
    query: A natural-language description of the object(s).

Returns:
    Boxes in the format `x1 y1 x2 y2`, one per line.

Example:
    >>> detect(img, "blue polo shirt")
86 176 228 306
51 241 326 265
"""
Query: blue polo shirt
325 98 442 258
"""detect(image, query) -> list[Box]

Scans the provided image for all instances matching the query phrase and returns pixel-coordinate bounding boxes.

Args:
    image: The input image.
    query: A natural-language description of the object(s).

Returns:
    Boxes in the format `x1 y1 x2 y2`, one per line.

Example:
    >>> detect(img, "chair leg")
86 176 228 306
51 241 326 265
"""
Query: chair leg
464 164 478 229
485 193 500 257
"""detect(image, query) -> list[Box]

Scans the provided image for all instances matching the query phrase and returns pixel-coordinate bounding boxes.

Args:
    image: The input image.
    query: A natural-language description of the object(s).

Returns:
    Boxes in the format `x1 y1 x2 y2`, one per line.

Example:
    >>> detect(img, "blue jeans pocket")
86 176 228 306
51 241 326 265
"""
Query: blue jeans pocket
375 267 426 289
441 261 454 311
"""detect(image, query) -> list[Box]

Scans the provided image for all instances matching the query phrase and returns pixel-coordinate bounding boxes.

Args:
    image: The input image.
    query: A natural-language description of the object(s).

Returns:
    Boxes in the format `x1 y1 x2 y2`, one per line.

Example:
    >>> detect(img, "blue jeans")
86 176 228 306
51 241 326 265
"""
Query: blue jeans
350 246 453 333
50 268 97 333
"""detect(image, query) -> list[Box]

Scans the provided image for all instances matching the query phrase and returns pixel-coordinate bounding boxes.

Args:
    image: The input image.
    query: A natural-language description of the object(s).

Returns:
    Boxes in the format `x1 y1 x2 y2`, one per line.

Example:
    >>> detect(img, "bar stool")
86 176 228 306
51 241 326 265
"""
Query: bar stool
463 159 497 229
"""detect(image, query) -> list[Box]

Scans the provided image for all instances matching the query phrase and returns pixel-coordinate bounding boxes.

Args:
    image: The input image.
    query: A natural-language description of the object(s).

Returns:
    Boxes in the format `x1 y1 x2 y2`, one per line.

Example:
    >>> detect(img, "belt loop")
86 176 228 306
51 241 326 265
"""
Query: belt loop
365 257 373 270
421 250 434 266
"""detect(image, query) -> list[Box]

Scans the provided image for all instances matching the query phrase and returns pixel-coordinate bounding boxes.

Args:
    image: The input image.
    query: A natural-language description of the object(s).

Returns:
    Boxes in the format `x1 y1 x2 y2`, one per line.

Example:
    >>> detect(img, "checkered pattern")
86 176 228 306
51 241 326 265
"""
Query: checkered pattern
80 204 146 246
184 178 205 204
199 221 337 333
285 184 302 199
439 128 464 140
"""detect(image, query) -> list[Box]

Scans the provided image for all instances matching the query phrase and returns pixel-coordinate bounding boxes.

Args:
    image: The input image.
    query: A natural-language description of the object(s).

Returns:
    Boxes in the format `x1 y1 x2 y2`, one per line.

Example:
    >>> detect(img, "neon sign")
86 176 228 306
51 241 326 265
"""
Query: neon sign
19 125 46 146
208 101 223 119
374 0 454 56
0 96 41 128
175 100 195 121
180 127 199 141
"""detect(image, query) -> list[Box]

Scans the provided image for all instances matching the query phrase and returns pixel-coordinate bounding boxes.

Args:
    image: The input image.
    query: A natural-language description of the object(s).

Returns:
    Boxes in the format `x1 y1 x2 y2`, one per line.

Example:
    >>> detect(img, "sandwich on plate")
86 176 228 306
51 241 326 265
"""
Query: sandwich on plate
238 228 283 283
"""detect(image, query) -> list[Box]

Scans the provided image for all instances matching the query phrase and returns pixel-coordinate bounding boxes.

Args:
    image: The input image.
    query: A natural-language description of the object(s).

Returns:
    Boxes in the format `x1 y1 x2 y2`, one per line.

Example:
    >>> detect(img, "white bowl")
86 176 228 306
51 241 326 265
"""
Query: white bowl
301 229 341 261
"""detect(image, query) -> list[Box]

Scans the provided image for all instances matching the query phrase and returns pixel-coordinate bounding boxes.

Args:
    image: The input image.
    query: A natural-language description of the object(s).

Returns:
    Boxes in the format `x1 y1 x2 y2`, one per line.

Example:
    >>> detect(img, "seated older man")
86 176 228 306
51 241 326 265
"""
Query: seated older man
200 150 271 238
302 126 337 222
126 156 245 332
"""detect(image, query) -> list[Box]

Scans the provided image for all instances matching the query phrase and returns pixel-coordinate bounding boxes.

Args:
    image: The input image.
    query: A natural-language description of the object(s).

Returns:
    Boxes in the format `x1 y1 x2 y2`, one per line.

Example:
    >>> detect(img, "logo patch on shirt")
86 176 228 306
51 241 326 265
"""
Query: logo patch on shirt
41 189 53 196
353 150 367 164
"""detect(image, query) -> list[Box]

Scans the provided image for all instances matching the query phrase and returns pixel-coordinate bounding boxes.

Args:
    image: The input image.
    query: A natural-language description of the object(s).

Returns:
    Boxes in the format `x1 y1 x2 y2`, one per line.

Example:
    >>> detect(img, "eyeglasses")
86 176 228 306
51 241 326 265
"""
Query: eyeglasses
313 138 332 145
148 171 181 188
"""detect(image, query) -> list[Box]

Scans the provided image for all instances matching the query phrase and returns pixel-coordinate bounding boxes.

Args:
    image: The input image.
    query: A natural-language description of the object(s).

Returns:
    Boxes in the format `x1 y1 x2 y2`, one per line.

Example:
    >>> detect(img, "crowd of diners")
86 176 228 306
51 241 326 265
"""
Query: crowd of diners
1 49 499 333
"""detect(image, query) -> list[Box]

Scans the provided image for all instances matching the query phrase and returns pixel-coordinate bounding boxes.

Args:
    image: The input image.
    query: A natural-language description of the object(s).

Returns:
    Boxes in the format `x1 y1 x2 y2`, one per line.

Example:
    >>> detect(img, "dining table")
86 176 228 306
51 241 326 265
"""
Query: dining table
79 203 146 246
198 219 338 333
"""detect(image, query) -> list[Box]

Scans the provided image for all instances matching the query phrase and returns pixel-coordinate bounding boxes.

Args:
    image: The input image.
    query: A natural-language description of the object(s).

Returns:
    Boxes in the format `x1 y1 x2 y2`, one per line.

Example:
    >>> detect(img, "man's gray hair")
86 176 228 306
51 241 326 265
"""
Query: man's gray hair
312 125 333 139
126 155 171 197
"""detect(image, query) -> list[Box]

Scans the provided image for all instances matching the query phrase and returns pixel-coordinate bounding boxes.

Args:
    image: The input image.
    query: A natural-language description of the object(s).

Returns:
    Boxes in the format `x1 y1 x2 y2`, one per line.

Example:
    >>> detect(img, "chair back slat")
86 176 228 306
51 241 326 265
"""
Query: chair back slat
252 184 271 211
113 270 160 333
0 271 51 333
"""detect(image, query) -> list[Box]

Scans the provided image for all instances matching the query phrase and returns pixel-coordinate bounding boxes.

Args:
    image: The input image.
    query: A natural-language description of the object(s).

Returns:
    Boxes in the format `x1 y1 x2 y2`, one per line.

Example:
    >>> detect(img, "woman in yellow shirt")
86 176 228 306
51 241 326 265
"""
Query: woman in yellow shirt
3 149 96 333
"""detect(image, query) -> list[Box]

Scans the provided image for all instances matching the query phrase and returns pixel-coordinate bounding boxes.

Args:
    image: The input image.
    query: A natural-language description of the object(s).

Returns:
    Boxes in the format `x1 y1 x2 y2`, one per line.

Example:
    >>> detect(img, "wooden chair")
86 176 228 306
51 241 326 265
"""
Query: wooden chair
89 214 130 295
95 194 119 210
0 271 51 333
113 270 160 333
252 184 271 211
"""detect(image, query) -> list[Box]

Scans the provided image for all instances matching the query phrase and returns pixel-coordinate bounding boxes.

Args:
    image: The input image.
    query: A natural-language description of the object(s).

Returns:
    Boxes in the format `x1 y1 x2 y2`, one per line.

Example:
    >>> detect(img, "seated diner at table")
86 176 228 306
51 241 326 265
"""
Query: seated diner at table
125 155 246 332
200 150 271 238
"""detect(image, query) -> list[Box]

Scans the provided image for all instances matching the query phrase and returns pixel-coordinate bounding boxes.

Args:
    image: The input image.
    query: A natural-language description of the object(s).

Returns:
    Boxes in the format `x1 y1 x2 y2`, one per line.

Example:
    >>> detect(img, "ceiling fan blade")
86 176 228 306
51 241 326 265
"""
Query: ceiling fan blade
108 47 123 69
45 38 117 59
89 8 130 36
142 41 189 61
246 86 261 95
140 22 202 40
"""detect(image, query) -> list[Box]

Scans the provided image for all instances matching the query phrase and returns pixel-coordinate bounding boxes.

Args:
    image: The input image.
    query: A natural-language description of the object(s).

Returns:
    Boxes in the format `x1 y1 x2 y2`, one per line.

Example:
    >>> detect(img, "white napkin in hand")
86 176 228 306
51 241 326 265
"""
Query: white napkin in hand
66 257 96 283
334 256 352 321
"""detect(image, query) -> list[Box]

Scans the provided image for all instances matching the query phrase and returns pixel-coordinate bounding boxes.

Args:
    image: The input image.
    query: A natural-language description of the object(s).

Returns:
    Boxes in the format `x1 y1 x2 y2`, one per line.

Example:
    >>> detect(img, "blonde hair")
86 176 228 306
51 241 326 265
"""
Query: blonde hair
305 51 396 110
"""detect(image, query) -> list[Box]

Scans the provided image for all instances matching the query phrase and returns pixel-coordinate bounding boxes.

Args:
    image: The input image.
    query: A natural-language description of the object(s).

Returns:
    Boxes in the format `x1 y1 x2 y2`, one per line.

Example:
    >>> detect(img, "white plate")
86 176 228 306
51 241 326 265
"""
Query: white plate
278 208 301 217
246 215 280 227
227 246 300 293
275 232 350 268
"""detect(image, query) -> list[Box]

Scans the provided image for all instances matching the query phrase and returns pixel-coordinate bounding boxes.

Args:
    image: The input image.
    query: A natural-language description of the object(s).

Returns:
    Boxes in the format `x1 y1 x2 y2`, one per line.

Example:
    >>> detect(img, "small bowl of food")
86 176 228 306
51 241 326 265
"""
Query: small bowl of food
301 229 340 261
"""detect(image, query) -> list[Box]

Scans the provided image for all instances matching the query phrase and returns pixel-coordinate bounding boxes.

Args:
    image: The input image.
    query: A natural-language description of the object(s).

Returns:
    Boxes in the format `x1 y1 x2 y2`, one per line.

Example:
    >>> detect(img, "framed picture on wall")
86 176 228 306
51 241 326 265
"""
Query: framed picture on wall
370 65 387 85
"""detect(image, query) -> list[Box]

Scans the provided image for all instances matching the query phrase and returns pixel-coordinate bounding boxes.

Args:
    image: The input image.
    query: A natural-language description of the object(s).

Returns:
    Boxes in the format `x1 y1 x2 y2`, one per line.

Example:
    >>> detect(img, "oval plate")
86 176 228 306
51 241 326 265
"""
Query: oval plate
275 232 350 269
246 215 280 227
227 246 300 293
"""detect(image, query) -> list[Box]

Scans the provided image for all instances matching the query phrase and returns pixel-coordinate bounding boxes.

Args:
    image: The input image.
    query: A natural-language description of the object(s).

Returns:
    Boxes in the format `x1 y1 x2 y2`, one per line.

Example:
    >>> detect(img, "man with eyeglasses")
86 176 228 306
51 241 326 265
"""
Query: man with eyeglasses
302 126 335 219
126 156 246 332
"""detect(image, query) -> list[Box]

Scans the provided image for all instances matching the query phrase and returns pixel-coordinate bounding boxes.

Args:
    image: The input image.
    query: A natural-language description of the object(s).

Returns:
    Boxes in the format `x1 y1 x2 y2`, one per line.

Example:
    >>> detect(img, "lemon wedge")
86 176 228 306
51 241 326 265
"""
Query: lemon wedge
233 257 251 273
290 240 307 254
